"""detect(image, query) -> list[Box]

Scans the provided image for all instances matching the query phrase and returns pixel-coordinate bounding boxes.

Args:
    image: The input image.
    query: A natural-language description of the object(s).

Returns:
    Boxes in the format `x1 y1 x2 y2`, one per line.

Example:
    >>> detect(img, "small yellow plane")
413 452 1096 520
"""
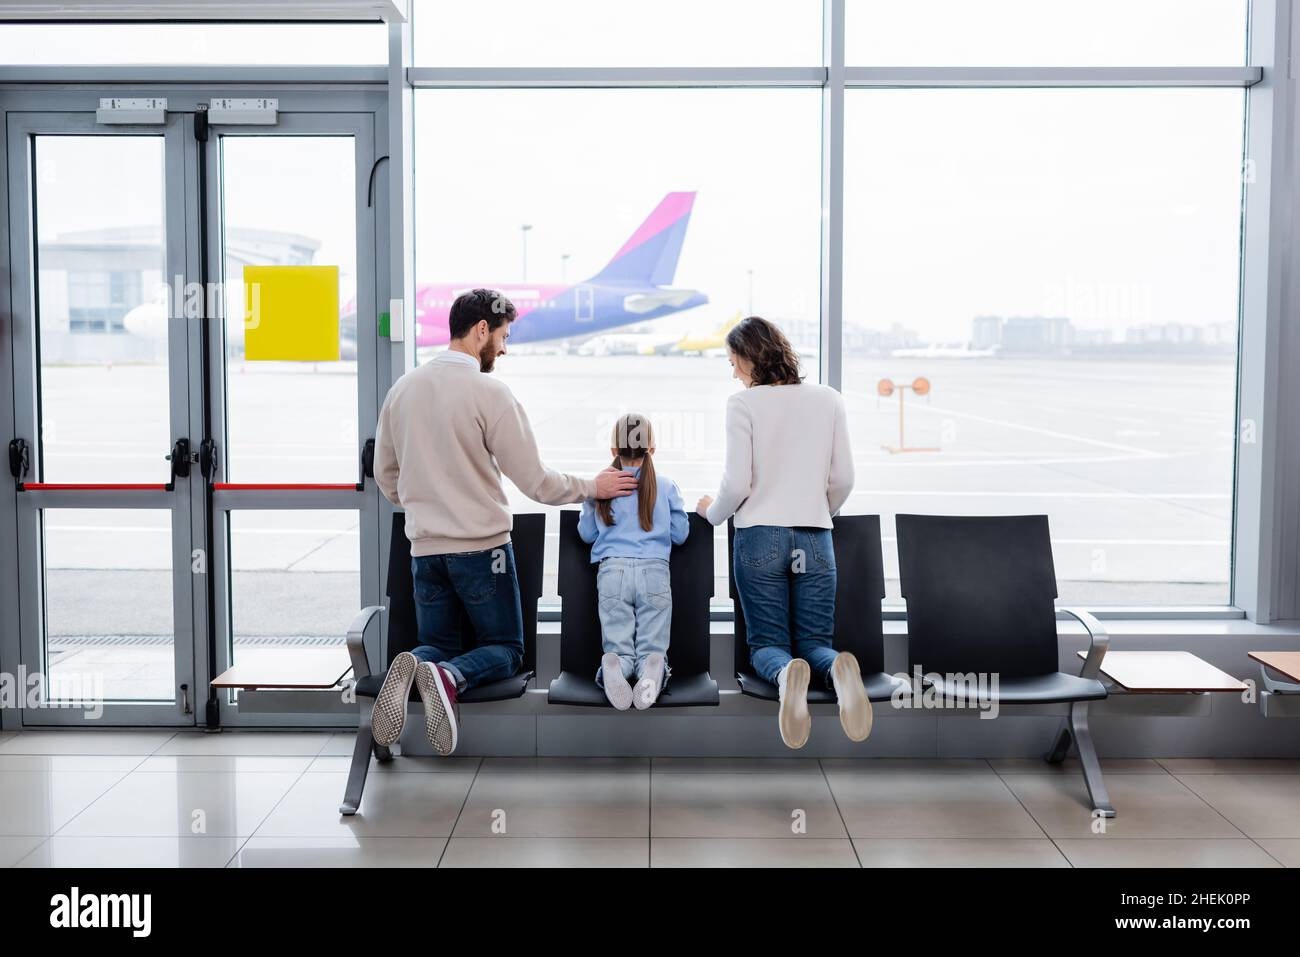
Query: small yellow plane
672 311 743 355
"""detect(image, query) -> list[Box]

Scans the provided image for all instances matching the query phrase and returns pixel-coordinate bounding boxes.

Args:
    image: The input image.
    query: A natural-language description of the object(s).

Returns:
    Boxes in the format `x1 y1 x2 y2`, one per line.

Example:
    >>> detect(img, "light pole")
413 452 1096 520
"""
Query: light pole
561 252 570 284
521 224 533 281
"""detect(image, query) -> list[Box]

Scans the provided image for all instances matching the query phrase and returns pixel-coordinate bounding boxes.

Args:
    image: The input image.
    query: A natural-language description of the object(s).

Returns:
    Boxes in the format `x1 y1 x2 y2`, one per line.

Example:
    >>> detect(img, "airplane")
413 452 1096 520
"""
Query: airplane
671 310 742 356
578 308 746 358
575 324 682 357
126 191 707 354
412 191 708 347
123 290 360 360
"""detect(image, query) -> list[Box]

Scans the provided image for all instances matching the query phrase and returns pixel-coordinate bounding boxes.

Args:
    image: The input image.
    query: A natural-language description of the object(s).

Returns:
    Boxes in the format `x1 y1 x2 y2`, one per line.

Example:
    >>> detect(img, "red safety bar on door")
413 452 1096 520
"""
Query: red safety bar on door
17 483 169 491
213 483 363 491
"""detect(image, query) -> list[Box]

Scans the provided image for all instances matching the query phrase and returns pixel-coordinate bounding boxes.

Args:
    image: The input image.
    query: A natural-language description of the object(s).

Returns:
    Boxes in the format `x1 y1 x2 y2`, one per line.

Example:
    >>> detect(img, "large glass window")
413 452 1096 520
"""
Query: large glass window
413 0 822 67
414 89 820 594
843 89 1245 604
845 0 1248 66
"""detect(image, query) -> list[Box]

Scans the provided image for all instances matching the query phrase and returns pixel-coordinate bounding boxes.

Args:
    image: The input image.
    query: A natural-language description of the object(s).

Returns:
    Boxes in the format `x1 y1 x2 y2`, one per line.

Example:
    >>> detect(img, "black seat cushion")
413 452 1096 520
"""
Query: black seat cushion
355 669 535 704
737 669 906 703
924 670 1105 704
548 670 719 707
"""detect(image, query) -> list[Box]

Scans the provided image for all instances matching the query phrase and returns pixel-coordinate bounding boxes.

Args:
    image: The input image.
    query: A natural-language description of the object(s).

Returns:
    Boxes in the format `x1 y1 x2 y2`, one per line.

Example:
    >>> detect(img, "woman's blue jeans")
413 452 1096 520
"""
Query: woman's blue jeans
733 525 838 689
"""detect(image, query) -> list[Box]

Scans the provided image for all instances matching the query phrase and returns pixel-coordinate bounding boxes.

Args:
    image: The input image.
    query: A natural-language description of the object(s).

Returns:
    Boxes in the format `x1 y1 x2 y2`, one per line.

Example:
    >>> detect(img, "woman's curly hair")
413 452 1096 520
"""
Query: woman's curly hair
725 316 804 386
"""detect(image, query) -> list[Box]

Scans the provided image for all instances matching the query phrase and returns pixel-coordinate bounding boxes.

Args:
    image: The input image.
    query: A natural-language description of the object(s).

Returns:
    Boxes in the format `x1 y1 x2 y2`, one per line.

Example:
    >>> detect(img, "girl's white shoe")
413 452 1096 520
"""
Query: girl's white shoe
601 653 634 711
634 653 666 710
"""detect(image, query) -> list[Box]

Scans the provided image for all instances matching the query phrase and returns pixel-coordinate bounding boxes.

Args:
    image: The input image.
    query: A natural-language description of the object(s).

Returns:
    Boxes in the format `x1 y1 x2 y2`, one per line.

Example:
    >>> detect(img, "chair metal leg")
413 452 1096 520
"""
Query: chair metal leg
1045 718 1072 764
339 709 377 815
1069 701 1115 818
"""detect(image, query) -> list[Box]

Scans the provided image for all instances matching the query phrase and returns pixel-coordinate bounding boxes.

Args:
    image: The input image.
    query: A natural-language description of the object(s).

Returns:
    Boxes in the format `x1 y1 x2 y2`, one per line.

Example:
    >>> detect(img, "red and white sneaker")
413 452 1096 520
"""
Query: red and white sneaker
414 662 460 756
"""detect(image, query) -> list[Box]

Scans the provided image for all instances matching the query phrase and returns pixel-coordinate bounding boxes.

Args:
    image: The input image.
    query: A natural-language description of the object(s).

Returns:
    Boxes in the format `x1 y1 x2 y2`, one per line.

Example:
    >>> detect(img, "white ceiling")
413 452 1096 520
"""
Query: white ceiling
0 1 405 21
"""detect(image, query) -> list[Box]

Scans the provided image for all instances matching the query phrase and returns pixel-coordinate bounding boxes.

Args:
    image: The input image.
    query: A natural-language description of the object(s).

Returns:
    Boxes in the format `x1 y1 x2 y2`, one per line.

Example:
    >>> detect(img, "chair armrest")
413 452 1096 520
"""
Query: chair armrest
1058 606 1109 680
346 605 385 681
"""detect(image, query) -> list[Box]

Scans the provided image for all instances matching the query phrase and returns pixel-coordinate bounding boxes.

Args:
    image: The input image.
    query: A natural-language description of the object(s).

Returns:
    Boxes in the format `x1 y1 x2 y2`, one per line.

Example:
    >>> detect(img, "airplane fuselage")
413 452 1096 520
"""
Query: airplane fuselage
414 280 708 347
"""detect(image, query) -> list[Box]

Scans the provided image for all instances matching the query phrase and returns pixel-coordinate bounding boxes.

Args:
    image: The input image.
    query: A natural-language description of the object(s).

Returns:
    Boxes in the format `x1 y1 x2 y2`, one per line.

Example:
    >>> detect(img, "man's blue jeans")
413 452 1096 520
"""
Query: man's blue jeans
733 525 838 689
411 543 524 692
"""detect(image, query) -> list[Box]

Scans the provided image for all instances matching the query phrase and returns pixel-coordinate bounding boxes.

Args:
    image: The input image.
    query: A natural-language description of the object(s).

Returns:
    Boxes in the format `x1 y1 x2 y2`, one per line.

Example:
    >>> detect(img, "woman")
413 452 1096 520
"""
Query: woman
697 316 869 749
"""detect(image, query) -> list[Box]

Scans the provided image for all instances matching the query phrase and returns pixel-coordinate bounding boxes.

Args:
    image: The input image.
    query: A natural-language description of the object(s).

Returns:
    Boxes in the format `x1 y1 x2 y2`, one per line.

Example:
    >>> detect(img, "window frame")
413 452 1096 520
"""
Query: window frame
0 2 1282 623
401 0 1275 618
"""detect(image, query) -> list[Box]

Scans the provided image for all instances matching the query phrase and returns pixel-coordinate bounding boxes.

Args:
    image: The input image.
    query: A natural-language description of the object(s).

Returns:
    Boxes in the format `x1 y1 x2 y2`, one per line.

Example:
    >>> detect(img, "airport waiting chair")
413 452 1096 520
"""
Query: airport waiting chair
339 511 545 814
728 514 906 703
894 513 1113 817
548 510 719 707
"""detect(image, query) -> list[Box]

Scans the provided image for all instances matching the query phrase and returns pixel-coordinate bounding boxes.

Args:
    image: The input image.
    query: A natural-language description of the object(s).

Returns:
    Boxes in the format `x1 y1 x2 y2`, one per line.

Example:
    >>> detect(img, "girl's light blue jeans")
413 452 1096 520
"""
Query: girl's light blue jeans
594 556 673 690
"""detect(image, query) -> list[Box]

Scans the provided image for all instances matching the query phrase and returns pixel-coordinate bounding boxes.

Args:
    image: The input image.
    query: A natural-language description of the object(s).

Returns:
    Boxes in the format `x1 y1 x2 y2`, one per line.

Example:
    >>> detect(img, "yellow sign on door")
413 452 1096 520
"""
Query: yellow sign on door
243 265 340 362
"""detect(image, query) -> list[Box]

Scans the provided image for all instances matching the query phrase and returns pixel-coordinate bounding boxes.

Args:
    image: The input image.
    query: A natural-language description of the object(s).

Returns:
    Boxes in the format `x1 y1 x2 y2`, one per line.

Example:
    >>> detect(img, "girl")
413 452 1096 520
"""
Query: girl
578 412 690 709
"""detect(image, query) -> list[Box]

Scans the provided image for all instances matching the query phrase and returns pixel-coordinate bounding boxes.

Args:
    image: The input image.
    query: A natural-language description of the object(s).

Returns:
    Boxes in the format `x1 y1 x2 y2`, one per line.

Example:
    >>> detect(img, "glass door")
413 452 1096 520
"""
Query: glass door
7 112 196 725
202 112 380 725
5 103 383 728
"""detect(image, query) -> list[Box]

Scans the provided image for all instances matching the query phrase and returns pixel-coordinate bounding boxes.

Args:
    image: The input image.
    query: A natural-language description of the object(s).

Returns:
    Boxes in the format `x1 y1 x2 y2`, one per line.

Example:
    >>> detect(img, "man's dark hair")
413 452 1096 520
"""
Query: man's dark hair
448 288 516 340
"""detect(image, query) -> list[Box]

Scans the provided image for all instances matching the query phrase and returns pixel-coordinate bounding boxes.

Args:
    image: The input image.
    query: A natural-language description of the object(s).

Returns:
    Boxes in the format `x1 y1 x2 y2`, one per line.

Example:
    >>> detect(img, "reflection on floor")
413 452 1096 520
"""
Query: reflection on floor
0 730 1296 868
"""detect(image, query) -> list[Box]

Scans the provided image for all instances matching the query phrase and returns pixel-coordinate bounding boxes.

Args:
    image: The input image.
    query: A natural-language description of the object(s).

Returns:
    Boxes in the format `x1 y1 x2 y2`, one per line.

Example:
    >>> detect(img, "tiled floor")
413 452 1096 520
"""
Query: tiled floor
0 731 1296 868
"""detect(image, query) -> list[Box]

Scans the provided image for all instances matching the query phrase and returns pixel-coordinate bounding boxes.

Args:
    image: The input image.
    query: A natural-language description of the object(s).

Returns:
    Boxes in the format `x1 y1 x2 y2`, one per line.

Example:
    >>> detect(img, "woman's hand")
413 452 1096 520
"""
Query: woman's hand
696 494 714 518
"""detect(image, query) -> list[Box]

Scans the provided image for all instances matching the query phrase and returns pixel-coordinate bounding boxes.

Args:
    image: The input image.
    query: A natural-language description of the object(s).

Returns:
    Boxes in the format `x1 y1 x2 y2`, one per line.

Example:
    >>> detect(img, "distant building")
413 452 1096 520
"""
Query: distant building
36 225 320 364
1118 321 1237 356
971 313 1233 358
966 314 1075 355
843 321 922 356
971 315 1002 350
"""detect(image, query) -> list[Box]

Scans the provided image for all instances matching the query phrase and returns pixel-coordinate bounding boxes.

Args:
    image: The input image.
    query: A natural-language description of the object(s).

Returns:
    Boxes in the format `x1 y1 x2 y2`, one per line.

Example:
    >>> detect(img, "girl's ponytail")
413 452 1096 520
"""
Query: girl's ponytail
595 412 657 531
635 452 657 533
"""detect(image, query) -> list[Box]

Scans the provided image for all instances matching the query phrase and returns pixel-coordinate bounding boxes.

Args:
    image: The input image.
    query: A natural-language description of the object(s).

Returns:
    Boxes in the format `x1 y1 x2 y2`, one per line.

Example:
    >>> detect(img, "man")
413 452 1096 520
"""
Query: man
372 288 636 755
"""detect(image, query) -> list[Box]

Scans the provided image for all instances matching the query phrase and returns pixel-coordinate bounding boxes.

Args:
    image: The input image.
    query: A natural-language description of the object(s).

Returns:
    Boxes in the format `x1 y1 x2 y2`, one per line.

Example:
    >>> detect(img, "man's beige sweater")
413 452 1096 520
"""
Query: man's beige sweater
374 351 596 556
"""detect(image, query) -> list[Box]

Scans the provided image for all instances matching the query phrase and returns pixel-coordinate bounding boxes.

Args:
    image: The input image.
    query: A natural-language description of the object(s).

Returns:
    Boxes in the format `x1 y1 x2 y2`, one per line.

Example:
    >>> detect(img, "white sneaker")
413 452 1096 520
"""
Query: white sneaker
831 651 873 742
601 653 634 711
777 659 812 749
634 653 666 710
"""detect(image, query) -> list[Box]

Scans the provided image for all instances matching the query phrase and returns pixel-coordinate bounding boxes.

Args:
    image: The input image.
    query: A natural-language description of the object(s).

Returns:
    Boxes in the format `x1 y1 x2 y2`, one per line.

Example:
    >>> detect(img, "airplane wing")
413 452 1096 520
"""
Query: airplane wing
622 288 702 315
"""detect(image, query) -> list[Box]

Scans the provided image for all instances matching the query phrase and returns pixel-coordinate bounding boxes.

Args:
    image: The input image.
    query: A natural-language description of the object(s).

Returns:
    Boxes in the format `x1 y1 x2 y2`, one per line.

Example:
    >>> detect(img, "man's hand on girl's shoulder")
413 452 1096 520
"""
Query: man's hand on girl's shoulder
594 466 638 500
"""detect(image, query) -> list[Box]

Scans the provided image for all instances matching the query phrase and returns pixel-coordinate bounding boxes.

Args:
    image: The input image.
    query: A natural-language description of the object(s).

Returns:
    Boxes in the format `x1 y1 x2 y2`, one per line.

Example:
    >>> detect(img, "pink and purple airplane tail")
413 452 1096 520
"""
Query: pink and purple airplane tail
591 191 696 287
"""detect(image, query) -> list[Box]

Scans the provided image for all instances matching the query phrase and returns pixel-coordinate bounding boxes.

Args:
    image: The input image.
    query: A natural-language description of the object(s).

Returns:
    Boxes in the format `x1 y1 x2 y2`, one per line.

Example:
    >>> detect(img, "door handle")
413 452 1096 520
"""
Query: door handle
165 438 192 490
180 683 192 715
8 437 30 485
